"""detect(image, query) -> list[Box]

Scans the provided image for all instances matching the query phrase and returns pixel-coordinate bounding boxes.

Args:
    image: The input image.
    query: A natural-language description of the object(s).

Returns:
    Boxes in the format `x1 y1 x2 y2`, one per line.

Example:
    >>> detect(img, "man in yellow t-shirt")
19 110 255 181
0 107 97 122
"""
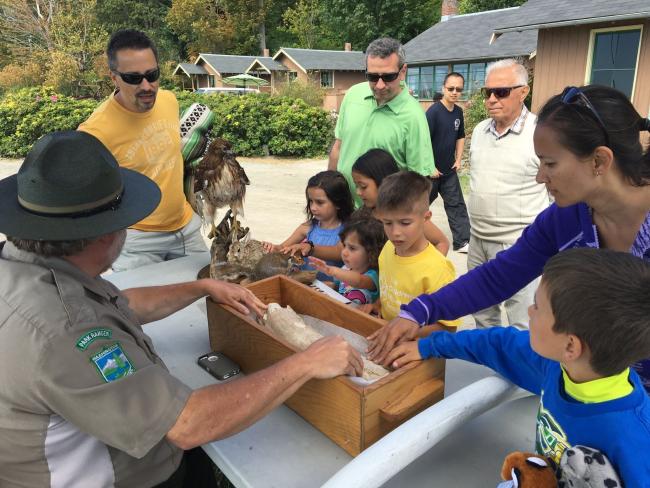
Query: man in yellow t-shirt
79 29 205 271
374 171 461 329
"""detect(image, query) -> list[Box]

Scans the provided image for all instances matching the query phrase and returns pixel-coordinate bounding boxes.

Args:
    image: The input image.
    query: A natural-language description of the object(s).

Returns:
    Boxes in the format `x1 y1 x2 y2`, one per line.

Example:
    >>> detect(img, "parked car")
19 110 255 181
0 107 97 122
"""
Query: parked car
194 87 259 96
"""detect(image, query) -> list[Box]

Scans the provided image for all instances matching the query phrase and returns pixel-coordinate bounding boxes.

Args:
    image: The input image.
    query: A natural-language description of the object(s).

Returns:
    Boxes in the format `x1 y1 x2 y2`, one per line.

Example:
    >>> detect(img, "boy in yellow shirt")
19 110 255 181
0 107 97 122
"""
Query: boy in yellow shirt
374 171 460 331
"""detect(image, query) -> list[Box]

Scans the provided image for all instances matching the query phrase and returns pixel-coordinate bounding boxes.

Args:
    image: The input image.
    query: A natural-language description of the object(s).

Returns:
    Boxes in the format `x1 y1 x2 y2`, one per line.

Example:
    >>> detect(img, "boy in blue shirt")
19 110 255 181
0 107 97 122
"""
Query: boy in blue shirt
386 248 650 486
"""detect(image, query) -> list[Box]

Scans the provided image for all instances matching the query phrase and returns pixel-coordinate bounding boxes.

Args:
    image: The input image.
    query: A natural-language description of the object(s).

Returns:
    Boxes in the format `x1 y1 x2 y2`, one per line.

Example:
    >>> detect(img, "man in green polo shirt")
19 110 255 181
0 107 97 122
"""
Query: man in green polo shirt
328 37 436 207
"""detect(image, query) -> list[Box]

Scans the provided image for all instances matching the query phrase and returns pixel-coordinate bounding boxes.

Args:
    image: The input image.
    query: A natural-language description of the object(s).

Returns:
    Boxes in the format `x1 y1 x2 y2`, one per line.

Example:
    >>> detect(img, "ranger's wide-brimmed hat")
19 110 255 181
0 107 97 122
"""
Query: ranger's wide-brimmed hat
0 131 161 240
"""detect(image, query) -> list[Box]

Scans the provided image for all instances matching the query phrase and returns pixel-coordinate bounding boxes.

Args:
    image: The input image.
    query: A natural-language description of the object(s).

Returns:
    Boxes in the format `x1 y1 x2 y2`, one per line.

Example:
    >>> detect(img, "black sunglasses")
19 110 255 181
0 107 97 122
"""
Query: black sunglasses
560 86 610 146
365 71 401 83
481 85 524 99
445 86 463 93
114 68 160 85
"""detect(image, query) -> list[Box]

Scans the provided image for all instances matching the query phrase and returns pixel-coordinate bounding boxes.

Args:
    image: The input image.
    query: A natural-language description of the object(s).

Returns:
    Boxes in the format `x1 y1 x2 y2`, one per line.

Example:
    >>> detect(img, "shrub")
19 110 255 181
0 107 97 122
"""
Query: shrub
0 62 45 93
274 80 326 108
463 90 489 134
0 87 97 157
175 90 334 157
0 87 334 158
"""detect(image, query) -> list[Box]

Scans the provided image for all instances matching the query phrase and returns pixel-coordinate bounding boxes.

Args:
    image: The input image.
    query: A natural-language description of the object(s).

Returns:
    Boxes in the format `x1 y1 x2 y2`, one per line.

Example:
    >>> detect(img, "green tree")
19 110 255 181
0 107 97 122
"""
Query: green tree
281 0 326 49
319 0 441 50
94 0 184 61
48 0 109 95
458 0 526 14
167 0 270 56
0 0 109 96
263 0 306 51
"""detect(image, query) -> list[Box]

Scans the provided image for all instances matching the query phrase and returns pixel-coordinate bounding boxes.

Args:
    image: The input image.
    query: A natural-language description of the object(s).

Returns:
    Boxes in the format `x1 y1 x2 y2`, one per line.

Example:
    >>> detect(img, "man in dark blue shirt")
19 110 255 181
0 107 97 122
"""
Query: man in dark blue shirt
425 72 471 252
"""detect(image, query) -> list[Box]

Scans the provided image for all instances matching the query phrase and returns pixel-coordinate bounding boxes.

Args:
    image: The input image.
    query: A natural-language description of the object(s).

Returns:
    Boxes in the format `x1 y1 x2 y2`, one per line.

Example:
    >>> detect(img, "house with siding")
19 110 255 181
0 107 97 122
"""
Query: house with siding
272 46 366 111
174 46 365 111
172 53 285 92
492 0 650 116
404 1 538 109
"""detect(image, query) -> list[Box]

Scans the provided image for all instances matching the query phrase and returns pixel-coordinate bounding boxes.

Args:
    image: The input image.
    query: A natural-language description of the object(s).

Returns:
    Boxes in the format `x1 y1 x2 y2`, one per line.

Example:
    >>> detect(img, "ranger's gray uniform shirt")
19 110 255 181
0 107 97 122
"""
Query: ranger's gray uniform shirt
0 242 192 487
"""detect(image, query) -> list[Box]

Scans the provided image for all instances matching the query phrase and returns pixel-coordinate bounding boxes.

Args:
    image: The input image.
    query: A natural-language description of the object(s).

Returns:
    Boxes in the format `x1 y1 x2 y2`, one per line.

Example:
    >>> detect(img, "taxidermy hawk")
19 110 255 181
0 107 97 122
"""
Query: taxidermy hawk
190 138 250 239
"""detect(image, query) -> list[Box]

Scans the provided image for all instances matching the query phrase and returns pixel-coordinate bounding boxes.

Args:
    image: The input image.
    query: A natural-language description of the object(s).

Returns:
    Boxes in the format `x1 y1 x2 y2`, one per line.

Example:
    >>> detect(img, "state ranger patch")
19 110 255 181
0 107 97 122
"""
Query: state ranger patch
91 343 135 382
76 328 112 350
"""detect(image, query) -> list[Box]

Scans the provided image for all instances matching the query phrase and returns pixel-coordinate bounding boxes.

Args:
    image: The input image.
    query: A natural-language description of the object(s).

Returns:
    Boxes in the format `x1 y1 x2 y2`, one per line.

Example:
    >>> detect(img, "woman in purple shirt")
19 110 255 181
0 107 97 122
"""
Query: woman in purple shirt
368 85 650 390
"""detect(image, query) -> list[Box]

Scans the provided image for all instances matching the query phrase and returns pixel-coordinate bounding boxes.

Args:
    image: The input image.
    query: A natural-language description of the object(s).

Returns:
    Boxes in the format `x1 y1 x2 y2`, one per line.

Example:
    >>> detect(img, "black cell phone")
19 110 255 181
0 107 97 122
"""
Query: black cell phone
197 352 241 380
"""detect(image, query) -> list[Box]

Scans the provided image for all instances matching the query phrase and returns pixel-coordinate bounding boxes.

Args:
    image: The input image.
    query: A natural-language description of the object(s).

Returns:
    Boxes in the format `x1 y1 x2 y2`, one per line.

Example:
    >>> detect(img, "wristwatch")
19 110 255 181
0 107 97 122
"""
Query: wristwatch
306 240 315 256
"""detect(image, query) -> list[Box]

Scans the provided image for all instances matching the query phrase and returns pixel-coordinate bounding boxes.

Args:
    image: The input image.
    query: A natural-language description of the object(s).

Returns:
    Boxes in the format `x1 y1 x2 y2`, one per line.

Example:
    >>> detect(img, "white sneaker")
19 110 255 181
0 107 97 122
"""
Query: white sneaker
456 243 469 253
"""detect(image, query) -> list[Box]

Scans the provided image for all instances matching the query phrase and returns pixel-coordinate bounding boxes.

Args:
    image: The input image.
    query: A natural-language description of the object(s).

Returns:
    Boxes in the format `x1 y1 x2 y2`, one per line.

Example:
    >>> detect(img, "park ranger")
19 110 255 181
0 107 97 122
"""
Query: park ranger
0 131 362 487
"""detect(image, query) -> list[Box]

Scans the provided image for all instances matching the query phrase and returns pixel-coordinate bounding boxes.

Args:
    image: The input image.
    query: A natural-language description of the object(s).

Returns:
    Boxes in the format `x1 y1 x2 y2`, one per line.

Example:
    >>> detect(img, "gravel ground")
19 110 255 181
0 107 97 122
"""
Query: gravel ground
0 156 474 328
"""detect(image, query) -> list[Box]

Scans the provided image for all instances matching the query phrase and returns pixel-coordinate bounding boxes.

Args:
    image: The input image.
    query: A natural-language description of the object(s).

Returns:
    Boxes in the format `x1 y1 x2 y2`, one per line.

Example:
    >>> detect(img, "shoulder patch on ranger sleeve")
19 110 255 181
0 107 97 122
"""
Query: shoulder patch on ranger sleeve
76 328 112 350
90 343 135 382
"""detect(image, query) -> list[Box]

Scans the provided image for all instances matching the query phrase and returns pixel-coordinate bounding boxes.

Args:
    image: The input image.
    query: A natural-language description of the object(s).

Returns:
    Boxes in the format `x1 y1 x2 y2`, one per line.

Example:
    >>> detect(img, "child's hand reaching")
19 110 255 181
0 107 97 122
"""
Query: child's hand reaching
281 242 311 257
262 241 279 253
308 257 332 276
384 341 422 369
358 302 381 317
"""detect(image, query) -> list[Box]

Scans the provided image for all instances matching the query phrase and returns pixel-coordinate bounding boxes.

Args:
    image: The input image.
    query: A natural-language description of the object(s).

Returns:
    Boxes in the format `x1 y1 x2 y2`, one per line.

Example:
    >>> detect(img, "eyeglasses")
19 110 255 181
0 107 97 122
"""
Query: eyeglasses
114 68 160 85
445 86 463 93
481 85 524 99
365 71 400 83
560 86 610 146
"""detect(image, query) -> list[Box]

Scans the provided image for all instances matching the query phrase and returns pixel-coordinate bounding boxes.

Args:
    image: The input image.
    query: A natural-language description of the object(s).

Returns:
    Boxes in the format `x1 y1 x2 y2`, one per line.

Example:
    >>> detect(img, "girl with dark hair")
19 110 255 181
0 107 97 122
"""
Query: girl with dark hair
310 218 387 306
351 149 450 256
369 85 650 392
263 170 353 280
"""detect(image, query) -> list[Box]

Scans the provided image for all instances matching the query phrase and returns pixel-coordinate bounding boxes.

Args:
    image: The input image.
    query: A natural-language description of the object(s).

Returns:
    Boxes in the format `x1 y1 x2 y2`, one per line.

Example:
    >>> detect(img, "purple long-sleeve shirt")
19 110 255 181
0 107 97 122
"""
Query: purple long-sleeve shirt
400 202 650 390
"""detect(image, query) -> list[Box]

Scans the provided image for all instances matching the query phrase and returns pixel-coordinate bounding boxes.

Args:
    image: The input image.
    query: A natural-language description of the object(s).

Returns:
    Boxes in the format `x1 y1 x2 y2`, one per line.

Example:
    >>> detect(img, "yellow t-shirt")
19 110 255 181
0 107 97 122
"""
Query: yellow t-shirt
79 89 193 232
379 241 461 327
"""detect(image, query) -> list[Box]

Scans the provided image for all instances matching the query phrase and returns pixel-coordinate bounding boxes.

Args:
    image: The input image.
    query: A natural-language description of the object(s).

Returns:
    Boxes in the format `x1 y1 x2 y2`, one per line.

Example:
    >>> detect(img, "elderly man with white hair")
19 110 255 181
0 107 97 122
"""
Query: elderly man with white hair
466 58 549 329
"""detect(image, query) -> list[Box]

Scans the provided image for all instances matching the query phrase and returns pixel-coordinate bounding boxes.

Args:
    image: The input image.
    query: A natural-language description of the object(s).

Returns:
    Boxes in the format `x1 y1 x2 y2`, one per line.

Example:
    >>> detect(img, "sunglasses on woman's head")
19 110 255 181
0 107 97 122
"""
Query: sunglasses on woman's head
481 85 524 99
560 86 610 146
114 68 160 85
365 71 401 83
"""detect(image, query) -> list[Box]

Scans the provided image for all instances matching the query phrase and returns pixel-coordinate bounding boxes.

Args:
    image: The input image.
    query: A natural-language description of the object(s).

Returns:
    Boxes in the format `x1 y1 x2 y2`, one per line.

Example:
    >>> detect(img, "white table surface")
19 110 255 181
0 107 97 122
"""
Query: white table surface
107 253 539 488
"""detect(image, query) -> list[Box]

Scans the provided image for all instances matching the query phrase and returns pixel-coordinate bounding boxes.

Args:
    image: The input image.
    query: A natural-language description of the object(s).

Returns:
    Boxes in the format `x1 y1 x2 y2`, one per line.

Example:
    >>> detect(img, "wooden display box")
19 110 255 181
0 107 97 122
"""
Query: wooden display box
206 275 445 456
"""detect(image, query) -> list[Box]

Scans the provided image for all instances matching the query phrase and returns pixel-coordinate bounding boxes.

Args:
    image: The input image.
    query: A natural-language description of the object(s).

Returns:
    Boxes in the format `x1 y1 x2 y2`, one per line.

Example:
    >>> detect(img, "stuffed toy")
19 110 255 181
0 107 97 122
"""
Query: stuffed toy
558 445 622 488
497 451 557 488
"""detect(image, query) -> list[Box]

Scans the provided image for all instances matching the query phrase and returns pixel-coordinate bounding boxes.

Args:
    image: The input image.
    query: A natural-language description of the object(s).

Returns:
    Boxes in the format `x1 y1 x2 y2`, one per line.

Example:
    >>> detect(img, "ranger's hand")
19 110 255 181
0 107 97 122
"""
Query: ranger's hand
207 280 266 317
367 317 419 367
303 336 363 379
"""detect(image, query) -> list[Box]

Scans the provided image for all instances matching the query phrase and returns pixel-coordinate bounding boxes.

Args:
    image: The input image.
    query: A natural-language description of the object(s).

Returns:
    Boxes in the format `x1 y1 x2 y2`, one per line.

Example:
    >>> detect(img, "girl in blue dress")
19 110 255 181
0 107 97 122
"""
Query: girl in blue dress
263 170 353 280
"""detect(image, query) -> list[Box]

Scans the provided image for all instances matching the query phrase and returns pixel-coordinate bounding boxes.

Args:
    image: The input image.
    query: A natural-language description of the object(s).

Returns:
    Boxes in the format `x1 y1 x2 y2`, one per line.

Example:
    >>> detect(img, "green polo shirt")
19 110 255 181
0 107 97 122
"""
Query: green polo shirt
335 82 435 206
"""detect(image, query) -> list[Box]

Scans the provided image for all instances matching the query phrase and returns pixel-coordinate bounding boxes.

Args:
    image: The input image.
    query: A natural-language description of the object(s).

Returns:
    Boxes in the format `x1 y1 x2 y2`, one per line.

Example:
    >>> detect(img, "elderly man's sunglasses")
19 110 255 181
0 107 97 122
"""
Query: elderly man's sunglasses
365 71 401 83
560 86 610 146
114 68 160 85
481 85 524 99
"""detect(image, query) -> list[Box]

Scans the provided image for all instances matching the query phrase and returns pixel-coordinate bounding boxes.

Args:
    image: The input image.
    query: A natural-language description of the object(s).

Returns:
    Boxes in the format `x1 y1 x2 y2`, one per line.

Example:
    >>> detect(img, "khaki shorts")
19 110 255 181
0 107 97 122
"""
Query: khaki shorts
112 213 207 272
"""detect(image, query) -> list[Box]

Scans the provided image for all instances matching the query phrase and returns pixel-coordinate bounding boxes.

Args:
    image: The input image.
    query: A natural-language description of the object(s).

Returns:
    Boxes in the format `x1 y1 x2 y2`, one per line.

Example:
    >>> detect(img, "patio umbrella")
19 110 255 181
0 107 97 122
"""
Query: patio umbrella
222 73 269 89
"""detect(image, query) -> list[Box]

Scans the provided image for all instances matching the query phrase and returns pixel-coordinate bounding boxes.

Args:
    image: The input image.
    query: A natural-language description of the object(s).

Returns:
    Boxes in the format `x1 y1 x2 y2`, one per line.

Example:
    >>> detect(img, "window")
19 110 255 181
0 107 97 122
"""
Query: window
407 67 420 97
588 27 642 99
208 75 216 88
320 70 334 88
434 66 448 94
419 66 434 100
467 62 486 97
407 65 449 100
288 71 298 82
